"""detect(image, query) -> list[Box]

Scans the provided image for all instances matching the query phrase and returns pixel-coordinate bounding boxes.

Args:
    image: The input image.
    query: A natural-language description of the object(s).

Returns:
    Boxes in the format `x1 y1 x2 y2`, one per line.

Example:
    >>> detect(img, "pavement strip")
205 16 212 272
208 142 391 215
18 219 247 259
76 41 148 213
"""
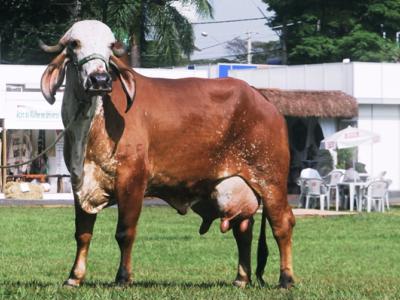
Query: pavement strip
1 197 358 217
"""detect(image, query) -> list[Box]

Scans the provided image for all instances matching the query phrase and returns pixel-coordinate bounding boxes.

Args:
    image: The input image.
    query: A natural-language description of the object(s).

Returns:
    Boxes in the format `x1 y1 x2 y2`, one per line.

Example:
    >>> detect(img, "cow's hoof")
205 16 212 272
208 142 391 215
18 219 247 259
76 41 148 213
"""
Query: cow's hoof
279 272 294 289
233 279 249 288
115 270 131 286
256 275 266 287
63 278 81 287
115 279 132 287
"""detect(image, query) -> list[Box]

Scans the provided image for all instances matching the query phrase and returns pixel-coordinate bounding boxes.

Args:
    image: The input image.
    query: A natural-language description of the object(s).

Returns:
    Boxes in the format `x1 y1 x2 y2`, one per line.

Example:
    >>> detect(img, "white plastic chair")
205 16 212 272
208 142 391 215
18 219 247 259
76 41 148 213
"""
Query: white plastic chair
304 178 328 210
384 179 392 210
361 180 390 212
297 168 323 208
366 171 387 182
324 170 343 211
297 178 307 208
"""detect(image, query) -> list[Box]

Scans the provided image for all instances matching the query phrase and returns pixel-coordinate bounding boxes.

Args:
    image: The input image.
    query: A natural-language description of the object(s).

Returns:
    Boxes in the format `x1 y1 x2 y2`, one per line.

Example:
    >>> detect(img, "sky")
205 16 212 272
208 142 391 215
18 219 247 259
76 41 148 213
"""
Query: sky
176 0 278 60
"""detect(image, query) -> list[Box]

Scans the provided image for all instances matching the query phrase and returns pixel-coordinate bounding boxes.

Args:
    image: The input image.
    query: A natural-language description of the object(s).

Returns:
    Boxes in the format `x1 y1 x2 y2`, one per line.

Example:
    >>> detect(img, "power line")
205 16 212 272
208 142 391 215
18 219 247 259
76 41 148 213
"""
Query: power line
199 35 242 51
191 17 267 25
192 49 271 59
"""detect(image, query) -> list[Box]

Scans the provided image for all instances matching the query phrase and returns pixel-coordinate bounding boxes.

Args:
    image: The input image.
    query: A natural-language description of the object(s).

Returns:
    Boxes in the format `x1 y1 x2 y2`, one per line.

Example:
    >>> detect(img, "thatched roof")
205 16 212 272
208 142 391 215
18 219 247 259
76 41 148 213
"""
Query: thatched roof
257 88 358 118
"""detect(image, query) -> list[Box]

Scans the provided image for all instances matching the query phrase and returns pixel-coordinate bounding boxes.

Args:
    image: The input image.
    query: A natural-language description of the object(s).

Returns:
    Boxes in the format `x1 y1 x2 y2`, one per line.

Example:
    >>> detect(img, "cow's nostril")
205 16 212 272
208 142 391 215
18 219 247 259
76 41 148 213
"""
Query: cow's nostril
90 75 97 84
85 76 93 90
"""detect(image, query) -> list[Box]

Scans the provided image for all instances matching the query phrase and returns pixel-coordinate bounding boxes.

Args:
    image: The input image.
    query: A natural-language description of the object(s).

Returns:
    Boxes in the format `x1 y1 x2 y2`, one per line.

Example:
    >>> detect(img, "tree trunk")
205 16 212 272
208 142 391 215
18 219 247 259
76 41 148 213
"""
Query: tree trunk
72 0 82 22
130 34 141 67
129 1 146 67
281 24 288 65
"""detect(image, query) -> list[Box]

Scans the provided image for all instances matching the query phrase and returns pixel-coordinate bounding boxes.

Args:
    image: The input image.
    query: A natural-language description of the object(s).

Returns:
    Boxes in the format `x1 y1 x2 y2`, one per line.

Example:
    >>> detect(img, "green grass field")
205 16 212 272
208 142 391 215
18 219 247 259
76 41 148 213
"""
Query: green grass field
0 205 399 300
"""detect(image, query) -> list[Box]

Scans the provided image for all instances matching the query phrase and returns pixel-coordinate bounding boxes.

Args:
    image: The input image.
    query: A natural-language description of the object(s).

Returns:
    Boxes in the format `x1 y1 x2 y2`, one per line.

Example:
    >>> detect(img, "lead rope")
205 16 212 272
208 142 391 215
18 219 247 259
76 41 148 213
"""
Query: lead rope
0 128 67 169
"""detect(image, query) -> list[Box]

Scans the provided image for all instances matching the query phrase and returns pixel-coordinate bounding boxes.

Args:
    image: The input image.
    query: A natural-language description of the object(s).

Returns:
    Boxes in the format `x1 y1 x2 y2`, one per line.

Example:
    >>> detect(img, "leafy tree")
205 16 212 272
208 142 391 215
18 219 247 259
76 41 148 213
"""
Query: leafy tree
83 0 213 67
263 0 400 64
0 0 72 64
0 0 212 67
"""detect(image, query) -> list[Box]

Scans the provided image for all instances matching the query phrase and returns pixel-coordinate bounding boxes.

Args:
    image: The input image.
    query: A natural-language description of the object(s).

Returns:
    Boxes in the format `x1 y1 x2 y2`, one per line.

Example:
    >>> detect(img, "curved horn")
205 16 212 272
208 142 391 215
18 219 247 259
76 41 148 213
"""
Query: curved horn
39 40 64 53
112 41 127 57
39 28 71 53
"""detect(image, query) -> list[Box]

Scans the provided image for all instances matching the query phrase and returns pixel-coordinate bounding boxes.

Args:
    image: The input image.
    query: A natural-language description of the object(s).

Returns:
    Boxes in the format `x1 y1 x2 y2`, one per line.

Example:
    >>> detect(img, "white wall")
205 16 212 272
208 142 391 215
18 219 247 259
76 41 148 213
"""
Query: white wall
353 63 400 104
358 104 400 190
230 61 400 104
229 62 354 95
134 68 208 79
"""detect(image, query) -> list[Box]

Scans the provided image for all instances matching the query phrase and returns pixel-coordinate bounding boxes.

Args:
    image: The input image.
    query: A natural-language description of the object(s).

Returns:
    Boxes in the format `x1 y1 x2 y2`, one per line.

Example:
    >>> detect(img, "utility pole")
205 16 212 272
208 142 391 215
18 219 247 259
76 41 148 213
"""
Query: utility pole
281 24 288 65
246 32 252 64
1 126 6 193
271 21 299 65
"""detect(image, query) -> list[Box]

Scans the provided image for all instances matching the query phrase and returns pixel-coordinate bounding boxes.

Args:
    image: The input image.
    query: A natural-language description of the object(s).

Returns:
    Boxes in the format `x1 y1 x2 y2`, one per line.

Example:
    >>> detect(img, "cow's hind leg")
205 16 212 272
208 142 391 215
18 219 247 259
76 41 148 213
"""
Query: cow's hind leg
65 199 97 287
258 184 295 288
232 217 254 288
256 208 269 286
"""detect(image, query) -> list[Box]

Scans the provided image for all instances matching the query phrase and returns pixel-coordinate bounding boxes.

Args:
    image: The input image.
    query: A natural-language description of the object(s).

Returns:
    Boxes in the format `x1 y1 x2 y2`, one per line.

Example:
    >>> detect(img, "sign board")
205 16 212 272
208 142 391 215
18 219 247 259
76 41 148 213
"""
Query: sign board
4 97 64 130
218 64 257 78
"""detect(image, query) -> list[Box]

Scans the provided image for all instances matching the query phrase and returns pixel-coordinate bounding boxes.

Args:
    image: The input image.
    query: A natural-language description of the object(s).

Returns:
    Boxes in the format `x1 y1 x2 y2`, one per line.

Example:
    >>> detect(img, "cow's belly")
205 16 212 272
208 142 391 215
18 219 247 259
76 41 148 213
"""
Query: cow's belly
146 176 259 234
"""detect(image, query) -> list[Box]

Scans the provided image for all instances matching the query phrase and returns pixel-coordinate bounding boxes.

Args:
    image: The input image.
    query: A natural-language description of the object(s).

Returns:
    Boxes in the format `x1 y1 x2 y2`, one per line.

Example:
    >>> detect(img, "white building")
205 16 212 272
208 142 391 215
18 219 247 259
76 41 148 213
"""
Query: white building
230 62 400 192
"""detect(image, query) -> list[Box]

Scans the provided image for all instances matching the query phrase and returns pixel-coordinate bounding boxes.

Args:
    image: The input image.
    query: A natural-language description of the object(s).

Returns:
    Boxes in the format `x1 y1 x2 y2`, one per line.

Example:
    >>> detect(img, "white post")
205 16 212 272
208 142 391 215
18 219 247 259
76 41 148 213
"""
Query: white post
247 32 252 64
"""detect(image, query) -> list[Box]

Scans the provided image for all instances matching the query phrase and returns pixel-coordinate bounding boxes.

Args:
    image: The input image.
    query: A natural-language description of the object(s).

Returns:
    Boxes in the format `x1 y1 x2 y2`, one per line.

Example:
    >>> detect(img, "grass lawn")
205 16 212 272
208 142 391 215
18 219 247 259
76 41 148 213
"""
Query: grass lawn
0 205 399 299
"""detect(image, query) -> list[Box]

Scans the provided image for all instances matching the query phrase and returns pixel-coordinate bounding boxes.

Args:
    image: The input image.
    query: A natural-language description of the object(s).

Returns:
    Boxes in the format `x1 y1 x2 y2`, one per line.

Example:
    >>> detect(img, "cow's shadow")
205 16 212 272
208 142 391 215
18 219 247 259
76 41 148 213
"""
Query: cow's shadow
83 280 233 289
0 279 274 289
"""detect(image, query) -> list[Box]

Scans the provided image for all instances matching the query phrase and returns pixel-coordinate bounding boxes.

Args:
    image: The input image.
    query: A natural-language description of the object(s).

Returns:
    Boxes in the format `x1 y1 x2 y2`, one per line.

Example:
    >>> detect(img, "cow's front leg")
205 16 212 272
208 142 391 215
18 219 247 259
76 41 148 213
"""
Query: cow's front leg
64 199 97 287
114 171 146 285
232 217 254 288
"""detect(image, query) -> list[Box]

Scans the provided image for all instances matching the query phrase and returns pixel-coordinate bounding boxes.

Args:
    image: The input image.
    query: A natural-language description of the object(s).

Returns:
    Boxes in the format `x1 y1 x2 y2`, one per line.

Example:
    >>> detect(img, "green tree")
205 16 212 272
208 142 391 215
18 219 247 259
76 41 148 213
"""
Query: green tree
0 0 212 67
87 0 213 68
0 0 71 64
263 0 400 64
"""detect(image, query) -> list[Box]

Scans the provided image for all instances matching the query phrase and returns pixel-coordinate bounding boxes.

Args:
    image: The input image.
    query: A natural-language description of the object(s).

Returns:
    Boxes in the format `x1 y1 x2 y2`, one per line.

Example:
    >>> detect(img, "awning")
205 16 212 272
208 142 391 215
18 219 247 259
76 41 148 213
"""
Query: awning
257 88 358 118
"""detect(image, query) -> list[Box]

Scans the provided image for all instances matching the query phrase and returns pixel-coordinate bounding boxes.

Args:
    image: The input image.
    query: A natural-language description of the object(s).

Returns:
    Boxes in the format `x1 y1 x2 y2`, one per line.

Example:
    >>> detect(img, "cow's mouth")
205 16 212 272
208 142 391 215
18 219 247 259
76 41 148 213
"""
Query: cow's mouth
86 86 112 95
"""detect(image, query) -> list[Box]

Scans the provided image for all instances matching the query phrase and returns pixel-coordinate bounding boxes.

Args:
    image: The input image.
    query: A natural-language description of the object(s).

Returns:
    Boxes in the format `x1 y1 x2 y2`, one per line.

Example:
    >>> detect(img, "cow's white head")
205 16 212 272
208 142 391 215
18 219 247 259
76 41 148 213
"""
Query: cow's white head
40 20 135 111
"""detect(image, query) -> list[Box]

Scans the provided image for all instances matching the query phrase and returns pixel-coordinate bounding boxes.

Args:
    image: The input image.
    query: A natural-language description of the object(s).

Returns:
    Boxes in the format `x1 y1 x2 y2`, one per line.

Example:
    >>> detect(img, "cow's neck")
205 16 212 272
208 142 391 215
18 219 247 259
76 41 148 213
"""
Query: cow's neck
62 67 100 189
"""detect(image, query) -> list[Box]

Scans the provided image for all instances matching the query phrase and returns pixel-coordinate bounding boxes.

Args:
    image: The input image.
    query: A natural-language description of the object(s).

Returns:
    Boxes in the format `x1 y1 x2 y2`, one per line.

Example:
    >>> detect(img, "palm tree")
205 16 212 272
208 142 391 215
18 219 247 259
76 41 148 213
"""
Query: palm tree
85 0 213 67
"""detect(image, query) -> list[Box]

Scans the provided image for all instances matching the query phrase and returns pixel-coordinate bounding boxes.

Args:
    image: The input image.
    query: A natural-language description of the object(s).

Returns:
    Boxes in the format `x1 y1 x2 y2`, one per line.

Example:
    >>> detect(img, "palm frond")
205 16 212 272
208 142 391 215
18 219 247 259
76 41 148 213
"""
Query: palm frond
179 0 213 18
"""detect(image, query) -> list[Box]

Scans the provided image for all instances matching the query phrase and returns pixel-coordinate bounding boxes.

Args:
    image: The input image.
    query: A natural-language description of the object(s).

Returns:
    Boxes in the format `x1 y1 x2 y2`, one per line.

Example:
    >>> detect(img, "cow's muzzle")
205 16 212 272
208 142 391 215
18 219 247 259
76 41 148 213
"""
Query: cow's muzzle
85 72 112 93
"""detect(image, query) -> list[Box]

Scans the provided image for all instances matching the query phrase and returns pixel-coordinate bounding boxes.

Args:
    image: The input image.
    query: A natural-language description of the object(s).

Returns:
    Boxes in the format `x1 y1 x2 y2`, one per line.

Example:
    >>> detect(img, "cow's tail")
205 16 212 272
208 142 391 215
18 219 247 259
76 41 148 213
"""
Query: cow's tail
256 207 268 286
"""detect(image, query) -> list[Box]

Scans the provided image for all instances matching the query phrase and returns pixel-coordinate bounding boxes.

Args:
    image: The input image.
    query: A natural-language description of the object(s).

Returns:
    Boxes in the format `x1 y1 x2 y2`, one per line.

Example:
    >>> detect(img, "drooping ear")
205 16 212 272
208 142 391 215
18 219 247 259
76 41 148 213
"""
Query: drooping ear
41 52 69 104
110 55 136 112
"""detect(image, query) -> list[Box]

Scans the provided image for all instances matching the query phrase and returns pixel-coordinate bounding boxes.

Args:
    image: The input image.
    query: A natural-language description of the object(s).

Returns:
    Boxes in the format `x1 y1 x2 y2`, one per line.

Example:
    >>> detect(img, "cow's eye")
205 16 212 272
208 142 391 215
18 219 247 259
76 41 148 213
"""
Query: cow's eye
69 40 79 49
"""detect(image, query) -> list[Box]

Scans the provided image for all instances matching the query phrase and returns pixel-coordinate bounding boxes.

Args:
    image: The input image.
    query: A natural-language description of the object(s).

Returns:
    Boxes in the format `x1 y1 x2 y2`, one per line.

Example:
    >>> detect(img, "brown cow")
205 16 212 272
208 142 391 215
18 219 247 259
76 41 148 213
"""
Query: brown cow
40 20 295 289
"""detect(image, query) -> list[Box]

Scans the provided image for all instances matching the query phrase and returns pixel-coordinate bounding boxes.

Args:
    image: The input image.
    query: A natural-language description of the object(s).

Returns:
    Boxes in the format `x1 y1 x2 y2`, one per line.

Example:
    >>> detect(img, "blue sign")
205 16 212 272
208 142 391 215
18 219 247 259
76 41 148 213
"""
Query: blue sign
218 64 257 78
